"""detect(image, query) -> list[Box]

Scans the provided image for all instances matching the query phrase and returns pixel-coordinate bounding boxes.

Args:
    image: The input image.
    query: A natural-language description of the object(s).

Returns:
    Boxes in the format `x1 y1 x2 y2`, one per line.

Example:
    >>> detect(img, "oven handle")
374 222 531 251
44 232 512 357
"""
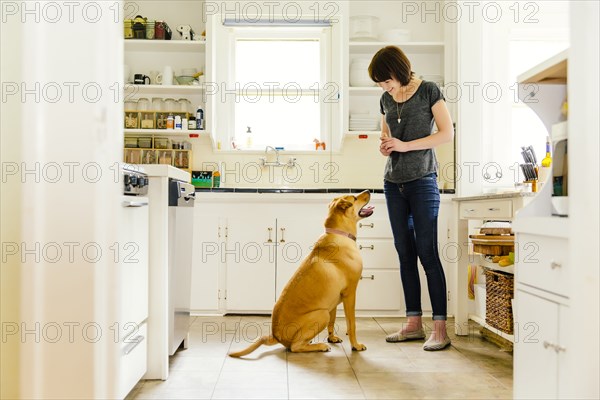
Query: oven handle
122 199 149 208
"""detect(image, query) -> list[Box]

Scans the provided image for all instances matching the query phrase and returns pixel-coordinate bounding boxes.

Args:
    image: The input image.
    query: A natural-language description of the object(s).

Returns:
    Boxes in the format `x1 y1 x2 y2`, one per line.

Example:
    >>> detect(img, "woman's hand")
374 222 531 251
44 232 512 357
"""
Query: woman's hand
380 137 410 154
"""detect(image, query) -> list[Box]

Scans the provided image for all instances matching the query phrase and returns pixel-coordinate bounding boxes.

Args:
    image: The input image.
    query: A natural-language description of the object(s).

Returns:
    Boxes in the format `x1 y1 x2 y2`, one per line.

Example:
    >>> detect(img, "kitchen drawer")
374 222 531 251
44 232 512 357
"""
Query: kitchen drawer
118 322 147 399
459 200 513 220
516 234 569 297
355 269 402 310
356 239 397 269
356 218 393 238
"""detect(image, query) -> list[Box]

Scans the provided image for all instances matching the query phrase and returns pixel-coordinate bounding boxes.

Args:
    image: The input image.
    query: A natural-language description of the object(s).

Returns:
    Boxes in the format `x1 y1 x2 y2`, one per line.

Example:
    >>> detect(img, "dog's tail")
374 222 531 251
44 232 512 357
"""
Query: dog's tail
228 335 279 358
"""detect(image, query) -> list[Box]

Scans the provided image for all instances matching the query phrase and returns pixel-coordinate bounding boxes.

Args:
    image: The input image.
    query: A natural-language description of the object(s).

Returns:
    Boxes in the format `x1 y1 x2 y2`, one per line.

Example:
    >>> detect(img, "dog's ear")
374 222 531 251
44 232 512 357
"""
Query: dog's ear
335 198 354 210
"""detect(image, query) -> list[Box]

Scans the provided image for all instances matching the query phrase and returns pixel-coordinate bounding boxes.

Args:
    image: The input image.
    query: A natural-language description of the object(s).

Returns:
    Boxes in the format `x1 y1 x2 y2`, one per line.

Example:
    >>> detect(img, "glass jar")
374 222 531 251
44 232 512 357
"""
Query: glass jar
124 99 137 111
137 97 150 111
163 98 177 112
177 98 192 113
151 97 163 112
145 20 155 39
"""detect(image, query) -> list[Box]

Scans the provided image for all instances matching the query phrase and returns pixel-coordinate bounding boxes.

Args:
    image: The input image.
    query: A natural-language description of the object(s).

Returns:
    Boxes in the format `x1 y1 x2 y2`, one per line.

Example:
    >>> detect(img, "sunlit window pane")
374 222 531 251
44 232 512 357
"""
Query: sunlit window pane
236 40 321 87
234 95 320 150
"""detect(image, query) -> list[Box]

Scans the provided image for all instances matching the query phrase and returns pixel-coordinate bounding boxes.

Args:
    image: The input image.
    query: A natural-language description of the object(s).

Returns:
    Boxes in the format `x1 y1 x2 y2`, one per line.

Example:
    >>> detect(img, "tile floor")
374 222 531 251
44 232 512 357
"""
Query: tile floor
127 316 513 399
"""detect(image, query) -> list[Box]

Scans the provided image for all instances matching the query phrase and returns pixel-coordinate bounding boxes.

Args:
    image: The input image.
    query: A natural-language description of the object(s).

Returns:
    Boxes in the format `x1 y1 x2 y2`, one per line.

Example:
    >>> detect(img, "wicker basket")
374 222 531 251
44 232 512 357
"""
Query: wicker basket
485 269 514 334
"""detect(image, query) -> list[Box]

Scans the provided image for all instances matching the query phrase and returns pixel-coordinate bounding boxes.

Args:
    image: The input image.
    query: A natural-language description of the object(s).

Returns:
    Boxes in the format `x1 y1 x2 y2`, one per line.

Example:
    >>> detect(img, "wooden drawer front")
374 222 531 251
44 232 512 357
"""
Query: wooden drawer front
356 218 393 238
459 200 513 220
517 234 569 297
357 239 398 270
355 270 402 310
119 322 147 399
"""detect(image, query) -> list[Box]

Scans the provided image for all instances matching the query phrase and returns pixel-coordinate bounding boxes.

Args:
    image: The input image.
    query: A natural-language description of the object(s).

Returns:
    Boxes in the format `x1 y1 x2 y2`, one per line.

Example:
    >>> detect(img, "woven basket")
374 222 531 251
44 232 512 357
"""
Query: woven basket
485 269 514 334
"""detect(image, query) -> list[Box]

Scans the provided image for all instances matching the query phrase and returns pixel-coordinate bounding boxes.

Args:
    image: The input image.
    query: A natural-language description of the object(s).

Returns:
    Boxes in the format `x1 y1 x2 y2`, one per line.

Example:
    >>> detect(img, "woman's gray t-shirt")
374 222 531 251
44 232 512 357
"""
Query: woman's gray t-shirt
380 80 444 184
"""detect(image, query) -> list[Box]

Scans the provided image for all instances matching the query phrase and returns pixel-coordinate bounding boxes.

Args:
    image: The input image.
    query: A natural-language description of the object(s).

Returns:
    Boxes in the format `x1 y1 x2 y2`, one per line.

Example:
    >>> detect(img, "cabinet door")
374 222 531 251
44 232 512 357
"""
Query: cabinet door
514 289 559 399
190 213 221 312
225 216 276 312
119 196 149 329
275 217 324 300
355 270 402 310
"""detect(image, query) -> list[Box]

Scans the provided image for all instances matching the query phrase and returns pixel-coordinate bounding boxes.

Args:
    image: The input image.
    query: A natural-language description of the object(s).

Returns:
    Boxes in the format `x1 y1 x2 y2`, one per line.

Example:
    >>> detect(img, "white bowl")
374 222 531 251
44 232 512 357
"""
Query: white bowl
551 196 569 216
350 15 379 41
380 29 411 43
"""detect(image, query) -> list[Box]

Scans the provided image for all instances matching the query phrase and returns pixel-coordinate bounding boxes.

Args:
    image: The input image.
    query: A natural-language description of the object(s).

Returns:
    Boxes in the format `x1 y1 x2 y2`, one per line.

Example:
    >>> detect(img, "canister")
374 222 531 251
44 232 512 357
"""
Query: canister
155 21 165 39
146 20 155 39
124 20 133 39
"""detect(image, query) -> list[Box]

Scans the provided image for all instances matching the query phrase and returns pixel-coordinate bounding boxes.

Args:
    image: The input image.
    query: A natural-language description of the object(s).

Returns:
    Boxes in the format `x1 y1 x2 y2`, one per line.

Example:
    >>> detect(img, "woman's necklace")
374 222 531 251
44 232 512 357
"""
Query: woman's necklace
396 100 405 124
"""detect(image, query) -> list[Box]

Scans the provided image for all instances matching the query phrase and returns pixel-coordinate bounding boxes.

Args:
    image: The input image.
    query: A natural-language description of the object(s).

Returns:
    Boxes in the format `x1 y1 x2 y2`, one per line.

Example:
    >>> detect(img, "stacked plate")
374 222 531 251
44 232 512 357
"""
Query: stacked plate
349 114 379 131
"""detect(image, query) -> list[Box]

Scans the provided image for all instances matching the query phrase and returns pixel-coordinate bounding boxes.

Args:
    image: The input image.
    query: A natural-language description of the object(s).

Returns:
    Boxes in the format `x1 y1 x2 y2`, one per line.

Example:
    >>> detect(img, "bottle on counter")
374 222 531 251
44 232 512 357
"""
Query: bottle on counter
541 136 552 167
188 116 196 130
213 170 221 188
166 112 174 129
245 126 252 149
196 105 204 130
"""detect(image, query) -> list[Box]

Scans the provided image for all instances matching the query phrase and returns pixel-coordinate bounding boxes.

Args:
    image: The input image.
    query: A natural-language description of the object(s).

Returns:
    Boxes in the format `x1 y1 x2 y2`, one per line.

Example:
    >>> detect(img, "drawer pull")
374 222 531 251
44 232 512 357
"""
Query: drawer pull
359 244 374 250
488 207 500 211
360 274 375 280
123 335 145 355
550 261 562 269
465 208 476 212
280 227 286 243
543 341 566 353
359 222 374 228
267 227 273 242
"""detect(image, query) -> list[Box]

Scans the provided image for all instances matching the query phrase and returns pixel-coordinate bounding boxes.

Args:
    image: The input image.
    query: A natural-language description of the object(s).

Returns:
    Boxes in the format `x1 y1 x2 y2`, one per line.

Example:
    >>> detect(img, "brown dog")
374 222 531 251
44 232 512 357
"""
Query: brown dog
229 190 374 357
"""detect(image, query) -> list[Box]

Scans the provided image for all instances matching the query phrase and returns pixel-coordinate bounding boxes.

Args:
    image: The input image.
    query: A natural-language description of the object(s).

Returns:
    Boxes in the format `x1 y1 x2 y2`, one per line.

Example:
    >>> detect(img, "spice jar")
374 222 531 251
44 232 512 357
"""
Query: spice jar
124 20 133 39
145 20 155 39
155 21 165 40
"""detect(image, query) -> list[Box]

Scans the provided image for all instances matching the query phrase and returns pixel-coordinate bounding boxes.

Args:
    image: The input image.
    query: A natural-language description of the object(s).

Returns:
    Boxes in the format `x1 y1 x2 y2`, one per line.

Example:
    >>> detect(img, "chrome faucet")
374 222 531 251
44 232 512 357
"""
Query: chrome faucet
260 146 296 168
264 146 280 164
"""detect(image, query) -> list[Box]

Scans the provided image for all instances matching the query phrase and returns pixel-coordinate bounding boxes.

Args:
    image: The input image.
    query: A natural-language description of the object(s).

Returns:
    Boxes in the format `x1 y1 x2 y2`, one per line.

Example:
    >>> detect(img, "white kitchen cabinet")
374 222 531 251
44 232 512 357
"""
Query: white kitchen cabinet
191 192 455 317
190 213 222 312
275 217 326 300
514 289 569 399
224 215 277 312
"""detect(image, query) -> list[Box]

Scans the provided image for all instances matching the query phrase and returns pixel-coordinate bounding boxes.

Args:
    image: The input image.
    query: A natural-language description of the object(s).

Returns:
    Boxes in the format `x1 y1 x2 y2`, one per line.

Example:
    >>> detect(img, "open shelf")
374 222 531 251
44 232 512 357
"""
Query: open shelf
517 49 567 84
124 129 207 137
125 84 204 95
469 314 515 343
124 39 206 52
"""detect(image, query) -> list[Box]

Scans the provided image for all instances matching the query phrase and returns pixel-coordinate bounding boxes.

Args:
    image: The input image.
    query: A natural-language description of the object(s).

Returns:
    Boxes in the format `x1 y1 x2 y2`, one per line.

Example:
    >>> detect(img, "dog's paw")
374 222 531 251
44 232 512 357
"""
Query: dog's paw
323 345 332 352
351 343 367 351
327 335 343 343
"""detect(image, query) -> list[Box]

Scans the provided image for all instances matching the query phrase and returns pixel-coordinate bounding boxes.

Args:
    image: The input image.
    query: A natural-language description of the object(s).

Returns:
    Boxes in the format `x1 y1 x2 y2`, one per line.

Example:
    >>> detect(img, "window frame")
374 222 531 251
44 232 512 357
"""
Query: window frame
208 14 343 152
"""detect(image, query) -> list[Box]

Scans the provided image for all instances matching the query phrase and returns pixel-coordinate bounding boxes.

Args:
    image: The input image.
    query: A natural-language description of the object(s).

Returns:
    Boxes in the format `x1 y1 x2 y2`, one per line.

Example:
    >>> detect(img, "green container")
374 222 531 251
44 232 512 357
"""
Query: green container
192 171 213 188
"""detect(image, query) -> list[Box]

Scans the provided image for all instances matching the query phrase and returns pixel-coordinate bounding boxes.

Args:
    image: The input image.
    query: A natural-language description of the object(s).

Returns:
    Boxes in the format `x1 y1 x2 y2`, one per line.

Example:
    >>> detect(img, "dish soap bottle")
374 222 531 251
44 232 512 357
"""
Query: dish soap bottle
245 126 252 149
541 136 552 167
213 170 221 188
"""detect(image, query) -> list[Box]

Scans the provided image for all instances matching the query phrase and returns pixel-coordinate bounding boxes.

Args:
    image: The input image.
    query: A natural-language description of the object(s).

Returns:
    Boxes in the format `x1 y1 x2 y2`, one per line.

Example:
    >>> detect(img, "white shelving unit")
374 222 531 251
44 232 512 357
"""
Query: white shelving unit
125 84 204 96
513 49 572 399
125 39 205 52
124 129 208 136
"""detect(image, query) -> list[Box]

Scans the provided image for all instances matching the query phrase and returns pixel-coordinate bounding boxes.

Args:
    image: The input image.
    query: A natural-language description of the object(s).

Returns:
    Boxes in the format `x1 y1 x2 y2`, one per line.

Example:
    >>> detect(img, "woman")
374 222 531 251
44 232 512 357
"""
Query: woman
368 46 454 351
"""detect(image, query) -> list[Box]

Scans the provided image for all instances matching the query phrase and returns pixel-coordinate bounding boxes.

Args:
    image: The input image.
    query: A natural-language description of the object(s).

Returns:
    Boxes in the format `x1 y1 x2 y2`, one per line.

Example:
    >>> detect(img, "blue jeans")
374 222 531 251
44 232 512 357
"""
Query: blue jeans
384 175 447 320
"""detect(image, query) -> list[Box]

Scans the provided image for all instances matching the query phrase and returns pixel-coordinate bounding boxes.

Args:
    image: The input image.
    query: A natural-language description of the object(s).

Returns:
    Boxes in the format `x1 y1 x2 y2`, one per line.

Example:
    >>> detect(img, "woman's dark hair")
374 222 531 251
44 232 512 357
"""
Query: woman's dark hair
368 46 414 86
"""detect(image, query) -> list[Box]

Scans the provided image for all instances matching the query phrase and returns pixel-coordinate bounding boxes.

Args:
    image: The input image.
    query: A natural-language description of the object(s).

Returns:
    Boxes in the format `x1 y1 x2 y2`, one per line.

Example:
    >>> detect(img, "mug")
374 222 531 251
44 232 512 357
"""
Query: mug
149 70 160 84
134 74 150 85
156 66 173 85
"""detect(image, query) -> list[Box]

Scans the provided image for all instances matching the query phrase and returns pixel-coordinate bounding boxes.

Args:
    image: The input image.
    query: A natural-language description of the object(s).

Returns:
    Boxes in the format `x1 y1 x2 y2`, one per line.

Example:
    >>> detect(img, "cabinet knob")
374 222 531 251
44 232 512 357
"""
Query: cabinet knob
488 207 500 211
550 261 562 269
359 222 374 228
360 274 375 280
359 244 374 250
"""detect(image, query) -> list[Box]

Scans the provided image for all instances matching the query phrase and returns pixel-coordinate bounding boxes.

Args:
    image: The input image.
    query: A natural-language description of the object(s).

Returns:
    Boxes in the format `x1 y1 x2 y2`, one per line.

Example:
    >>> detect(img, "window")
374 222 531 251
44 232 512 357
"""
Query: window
233 36 325 150
209 15 342 151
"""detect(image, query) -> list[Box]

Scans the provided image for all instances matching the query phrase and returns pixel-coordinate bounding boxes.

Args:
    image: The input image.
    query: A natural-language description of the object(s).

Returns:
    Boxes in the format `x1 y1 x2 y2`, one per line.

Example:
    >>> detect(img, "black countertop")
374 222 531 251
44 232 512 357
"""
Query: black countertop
194 188 455 194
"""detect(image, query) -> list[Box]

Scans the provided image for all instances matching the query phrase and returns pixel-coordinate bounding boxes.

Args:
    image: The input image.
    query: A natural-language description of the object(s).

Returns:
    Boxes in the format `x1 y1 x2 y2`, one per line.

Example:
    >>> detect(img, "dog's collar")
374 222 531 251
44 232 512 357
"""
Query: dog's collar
325 228 356 241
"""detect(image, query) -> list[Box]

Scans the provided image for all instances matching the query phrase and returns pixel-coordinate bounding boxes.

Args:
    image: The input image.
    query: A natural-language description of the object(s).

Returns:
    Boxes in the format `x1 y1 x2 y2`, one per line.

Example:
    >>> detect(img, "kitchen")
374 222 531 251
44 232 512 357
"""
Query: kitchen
1 1 598 399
